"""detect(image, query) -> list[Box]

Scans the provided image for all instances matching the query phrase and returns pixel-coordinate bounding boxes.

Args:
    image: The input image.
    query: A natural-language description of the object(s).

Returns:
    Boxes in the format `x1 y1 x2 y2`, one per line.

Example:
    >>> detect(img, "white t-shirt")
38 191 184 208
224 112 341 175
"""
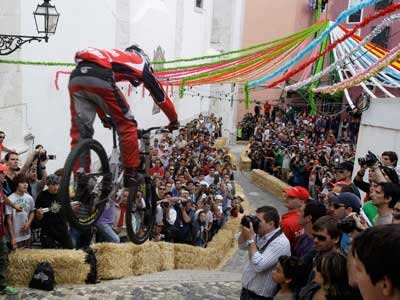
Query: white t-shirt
6 192 35 242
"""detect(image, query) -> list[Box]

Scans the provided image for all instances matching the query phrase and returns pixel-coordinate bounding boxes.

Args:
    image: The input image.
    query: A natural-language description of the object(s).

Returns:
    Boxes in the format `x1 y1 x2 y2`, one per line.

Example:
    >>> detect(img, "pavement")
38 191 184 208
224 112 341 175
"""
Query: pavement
2 144 286 300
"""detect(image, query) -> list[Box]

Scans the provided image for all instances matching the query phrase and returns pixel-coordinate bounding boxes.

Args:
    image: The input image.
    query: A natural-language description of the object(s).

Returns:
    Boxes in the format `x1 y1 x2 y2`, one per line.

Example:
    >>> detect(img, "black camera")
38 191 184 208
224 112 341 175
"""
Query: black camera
337 216 357 234
358 151 378 168
160 201 169 209
36 150 56 161
241 215 260 233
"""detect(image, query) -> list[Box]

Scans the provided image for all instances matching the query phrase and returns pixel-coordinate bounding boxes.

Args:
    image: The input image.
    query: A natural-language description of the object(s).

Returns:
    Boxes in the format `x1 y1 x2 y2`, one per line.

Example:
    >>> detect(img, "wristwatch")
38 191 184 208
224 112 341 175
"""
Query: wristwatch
246 239 255 247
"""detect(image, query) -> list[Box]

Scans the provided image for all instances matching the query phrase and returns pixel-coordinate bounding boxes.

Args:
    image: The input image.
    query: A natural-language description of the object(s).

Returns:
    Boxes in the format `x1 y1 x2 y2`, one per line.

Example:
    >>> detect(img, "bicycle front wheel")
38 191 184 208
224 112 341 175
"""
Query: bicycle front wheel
59 139 112 229
125 178 156 244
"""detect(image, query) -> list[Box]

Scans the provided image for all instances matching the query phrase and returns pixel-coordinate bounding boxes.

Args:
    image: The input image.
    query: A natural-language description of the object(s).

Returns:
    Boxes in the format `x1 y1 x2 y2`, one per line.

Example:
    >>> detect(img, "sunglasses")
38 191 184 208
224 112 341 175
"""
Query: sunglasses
0 136 5 139
313 233 327 242
393 208 400 213
333 203 345 209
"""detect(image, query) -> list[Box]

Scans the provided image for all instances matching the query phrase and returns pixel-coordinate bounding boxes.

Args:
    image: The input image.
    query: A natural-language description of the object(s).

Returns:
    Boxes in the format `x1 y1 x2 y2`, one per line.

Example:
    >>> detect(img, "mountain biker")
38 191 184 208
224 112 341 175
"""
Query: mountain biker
68 45 179 187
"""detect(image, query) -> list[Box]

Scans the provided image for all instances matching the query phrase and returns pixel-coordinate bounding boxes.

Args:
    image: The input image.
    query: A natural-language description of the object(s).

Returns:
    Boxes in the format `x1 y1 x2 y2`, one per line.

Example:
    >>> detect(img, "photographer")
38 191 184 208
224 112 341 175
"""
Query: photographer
334 161 360 198
238 206 290 300
330 192 362 254
156 193 178 242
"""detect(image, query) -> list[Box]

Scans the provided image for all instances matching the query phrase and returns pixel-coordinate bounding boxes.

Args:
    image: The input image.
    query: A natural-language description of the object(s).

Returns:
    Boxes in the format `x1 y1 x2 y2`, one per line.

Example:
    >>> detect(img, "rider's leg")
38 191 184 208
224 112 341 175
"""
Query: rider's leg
98 85 140 187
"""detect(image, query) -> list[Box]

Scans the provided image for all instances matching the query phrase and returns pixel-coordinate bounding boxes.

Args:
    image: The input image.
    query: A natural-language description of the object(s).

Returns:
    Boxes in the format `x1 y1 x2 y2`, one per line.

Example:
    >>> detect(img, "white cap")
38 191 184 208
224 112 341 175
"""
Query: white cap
215 195 223 200
200 180 209 187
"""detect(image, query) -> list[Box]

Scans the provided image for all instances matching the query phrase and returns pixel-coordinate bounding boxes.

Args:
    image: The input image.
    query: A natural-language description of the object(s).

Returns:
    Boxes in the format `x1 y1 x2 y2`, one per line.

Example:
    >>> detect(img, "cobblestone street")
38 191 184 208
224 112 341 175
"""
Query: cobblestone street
2 144 285 300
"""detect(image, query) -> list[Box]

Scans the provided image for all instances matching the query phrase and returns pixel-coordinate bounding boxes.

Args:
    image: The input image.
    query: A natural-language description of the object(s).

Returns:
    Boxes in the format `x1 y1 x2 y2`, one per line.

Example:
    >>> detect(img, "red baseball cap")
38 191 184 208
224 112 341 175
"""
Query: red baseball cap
284 186 310 201
0 164 9 173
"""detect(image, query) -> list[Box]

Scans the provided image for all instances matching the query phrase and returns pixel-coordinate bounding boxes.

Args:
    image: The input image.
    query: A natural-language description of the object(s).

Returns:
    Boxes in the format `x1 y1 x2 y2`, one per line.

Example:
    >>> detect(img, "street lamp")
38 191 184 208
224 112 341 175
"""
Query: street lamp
0 0 60 55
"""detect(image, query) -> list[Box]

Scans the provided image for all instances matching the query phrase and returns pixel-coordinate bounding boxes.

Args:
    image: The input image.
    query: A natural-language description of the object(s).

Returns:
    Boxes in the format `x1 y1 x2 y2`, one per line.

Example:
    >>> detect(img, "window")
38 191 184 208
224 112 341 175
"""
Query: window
347 0 363 23
195 0 203 8
371 26 390 48
375 0 393 10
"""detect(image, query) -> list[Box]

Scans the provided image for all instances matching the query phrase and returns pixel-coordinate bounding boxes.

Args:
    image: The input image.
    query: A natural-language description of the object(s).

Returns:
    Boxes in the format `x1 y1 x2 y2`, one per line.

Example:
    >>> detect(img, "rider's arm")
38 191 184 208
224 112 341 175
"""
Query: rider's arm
141 64 177 123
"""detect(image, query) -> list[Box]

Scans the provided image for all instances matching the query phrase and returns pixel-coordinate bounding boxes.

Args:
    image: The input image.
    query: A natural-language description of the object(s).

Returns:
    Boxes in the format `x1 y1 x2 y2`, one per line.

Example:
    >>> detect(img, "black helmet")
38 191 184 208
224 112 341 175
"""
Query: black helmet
125 44 150 64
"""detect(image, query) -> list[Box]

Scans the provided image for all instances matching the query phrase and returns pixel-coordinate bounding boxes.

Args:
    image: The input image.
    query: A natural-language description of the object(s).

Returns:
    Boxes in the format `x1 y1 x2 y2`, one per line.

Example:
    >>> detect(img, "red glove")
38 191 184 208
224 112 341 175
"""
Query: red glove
167 120 180 132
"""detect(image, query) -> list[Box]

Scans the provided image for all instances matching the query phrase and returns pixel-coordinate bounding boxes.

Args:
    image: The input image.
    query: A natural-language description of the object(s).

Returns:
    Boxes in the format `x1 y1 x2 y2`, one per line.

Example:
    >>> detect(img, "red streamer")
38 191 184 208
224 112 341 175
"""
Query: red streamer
54 70 71 90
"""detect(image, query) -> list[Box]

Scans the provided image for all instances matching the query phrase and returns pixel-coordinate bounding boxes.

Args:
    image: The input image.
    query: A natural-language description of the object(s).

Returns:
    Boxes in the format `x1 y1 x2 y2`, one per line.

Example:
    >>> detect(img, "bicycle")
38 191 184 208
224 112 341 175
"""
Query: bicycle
59 124 169 244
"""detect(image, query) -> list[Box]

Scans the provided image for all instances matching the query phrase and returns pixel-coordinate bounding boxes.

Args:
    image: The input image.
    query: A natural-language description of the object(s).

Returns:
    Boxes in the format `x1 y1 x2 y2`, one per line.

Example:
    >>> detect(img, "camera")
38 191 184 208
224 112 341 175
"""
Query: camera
241 215 260 233
337 216 358 234
36 150 56 161
160 201 169 209
358 151 378 168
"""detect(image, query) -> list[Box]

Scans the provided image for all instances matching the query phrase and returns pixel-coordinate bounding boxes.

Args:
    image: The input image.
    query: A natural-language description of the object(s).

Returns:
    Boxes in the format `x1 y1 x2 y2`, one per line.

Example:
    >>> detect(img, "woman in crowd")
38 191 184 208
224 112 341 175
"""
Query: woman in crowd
314 252 362 300
272 255 308 300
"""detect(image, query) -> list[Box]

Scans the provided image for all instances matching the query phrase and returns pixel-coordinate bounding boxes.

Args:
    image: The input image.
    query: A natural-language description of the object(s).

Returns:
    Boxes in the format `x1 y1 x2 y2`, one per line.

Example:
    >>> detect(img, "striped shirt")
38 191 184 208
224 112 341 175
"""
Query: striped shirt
240 227 291 298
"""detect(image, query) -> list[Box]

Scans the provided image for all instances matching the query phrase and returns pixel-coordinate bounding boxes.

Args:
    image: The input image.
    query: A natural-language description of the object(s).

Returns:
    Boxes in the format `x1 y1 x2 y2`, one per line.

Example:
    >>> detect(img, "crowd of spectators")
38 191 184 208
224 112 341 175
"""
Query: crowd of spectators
238 103 400 300
0 113 241 253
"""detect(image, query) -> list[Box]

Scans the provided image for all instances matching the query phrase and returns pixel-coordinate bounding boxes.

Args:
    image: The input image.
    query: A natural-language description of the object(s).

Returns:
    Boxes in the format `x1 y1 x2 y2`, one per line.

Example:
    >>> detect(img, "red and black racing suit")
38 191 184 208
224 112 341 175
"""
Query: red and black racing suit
68 47 178 171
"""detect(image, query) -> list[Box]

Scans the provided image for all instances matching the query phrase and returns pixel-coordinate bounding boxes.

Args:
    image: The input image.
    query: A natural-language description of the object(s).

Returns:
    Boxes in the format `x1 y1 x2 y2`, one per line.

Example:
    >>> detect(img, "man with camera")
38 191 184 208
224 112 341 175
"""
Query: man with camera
330 192 361 253
334 161 360 198
238 206 290 300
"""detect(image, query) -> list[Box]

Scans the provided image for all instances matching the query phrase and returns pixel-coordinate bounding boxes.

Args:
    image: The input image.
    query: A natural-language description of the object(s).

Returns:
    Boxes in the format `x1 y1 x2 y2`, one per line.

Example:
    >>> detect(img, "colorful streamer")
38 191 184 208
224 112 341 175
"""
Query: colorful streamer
285 13 400 91
246 0 383 89
267 2 400 89
313 43 400 94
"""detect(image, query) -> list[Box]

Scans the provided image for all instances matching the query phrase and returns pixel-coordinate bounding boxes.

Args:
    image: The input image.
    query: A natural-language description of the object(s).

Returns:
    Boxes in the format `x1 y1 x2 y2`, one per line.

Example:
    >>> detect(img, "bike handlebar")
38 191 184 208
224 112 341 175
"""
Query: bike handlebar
137 126 170 138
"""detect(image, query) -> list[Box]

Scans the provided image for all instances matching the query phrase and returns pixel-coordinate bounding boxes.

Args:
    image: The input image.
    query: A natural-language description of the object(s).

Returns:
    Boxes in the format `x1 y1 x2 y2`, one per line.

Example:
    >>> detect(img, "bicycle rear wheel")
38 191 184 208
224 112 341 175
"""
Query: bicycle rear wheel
59 139 112 229
125 178 156 244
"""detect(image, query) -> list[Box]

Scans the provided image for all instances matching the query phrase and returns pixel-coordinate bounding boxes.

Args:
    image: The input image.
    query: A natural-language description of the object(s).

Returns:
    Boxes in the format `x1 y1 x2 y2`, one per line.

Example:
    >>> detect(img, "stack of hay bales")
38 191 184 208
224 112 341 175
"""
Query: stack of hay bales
131 242 161 275
250 169 291 200
157 241 175 271
92 243 137 280
214 137 227 149
8 249 89 286
239 145 252 172
7 184 250 285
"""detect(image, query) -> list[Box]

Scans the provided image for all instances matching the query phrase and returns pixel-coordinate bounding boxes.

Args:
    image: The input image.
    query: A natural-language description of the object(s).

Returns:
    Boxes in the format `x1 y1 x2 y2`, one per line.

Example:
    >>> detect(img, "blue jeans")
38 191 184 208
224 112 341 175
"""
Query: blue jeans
69 226 92 249
96 223 120 243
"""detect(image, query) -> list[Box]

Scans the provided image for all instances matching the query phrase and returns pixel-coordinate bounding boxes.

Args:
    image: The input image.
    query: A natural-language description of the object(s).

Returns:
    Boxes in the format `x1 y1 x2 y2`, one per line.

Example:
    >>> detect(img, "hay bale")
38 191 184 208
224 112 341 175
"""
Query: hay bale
174 244 207 270
8 249 89 286
215 137 227 149
251 169 290 200
239 145 251 171
93 243 137 280
157 242 175 271
131 242 162 275
208 229 234 256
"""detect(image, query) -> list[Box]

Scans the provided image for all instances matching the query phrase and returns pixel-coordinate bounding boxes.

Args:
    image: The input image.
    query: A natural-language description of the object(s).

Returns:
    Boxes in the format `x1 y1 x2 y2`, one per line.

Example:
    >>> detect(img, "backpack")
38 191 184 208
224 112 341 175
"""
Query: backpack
29 262 56 291
82 246 98 284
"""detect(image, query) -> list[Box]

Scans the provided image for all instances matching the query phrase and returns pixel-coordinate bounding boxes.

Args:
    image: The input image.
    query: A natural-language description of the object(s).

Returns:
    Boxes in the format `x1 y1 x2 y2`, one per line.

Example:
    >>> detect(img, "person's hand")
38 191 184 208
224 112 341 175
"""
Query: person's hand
22 223 30 232
113 227 122 234
36 208 44 219
11 238 17 250
349 213 368 231
101 116 113 129
14 205 23 212
168 120 180 132
241 222 255 241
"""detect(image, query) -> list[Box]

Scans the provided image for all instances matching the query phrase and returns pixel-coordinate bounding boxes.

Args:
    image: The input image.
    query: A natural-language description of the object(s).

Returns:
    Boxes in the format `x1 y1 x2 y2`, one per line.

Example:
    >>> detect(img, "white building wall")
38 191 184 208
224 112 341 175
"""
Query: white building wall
354 98 400 178
209 0 245 144
0 0 230 171
0 1 25 152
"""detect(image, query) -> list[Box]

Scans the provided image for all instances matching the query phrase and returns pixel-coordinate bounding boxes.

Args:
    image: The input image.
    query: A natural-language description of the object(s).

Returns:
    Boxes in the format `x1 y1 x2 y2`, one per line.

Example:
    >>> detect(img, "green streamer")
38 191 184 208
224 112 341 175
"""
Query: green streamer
179 33 310 98
153 21 326 66
308 35 329 115
244 83 250 110
0 59 74 66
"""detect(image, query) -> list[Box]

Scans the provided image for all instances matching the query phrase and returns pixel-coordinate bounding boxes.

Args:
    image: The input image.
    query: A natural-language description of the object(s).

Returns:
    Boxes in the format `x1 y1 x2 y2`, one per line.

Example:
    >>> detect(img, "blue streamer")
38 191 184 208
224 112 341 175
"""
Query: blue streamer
343 37 400 84
247 0 381 88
